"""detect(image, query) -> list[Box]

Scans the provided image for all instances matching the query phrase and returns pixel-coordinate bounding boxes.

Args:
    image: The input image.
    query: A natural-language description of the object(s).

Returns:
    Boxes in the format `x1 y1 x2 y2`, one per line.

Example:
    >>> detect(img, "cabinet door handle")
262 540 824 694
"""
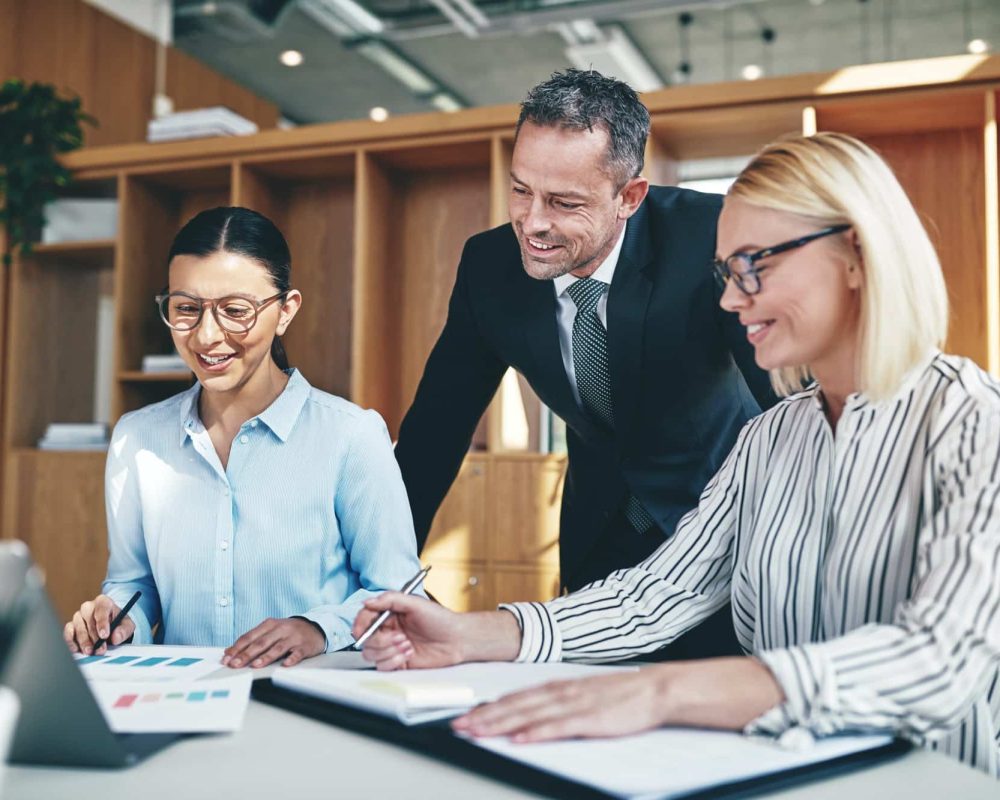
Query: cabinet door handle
467 575 479 587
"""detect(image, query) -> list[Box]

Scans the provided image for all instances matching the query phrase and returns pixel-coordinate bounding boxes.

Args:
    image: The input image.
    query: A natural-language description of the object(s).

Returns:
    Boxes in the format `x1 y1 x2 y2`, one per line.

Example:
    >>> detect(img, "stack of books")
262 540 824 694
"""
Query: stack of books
147 107 258 143
38 423 109 451
141 354 189 373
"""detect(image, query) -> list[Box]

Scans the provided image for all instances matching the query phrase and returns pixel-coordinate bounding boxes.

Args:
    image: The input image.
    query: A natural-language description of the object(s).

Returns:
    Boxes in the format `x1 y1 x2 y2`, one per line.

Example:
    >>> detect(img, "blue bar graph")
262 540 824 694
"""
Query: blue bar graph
187 691 207 702
166 658 202 667
133 657 171 667
76 655 107 665
106 655 141 665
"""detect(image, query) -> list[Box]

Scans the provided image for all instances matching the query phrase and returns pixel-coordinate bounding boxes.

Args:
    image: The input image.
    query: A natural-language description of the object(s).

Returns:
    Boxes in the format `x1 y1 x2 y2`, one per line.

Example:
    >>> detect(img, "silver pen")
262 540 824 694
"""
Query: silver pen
353 565 432 649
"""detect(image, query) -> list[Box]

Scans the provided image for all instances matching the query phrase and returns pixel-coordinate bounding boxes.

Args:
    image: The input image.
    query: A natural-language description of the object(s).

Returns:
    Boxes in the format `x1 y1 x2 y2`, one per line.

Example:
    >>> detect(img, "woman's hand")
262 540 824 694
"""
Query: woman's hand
222 617 326 668
64 595 135 655
352 593 521 671
452 657 786 743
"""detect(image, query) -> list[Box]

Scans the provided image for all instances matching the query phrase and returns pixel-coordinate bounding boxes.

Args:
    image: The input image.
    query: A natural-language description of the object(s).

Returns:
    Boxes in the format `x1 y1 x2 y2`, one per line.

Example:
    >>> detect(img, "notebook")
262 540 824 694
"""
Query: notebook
271 661 636 724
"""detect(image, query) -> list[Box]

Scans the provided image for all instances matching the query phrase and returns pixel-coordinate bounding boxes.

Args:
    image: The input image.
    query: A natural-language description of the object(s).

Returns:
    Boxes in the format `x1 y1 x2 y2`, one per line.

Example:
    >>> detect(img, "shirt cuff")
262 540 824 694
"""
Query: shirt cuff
106 592 153 646
498 602 562 662
745 646 832 737
296 610 354 653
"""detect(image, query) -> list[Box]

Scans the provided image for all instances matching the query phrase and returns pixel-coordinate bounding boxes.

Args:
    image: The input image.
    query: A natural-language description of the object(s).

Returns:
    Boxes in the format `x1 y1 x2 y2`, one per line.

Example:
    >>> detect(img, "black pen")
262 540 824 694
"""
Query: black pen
92 590 141 652
354 566 431 649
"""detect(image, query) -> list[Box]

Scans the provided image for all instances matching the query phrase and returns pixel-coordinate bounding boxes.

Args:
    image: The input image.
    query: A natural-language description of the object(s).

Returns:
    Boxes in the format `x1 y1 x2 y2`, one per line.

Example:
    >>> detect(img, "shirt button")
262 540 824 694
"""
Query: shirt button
250 420 258 428
220 540 229 551
239 434 249 444
219 597 229 607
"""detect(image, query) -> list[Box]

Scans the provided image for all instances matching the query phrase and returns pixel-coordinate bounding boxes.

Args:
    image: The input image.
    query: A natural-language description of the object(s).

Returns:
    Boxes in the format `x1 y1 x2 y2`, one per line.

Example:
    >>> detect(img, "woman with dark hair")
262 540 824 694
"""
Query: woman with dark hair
65 207 421 669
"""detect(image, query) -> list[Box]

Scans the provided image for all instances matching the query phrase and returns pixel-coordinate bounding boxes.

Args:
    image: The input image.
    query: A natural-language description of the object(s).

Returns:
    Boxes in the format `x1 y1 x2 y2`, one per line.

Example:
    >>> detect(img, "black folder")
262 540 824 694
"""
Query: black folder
252 678 909 799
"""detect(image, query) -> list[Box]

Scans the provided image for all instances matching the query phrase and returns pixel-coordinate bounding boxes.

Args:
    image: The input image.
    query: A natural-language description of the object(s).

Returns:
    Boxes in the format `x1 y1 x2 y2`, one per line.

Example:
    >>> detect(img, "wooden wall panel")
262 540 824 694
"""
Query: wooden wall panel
1 0 277 147
396 166 491 420
865 129 988 366
4 452 108 621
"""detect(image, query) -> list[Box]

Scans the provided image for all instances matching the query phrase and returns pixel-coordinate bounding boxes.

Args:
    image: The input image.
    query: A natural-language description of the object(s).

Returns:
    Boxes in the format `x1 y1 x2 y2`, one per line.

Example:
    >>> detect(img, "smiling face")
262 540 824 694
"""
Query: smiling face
167 250 300 398
717 196 862 387
509 121 647 281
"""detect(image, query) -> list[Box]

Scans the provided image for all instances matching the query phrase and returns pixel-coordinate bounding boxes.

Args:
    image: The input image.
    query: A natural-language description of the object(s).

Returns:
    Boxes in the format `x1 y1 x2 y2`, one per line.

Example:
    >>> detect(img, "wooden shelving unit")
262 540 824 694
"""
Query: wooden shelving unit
5 53 1000 618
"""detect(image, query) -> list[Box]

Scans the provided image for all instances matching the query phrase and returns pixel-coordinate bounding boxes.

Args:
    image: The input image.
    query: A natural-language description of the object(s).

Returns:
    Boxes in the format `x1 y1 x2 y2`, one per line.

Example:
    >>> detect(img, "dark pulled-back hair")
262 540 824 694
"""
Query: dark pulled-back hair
516 68 651 189
168 206 292 370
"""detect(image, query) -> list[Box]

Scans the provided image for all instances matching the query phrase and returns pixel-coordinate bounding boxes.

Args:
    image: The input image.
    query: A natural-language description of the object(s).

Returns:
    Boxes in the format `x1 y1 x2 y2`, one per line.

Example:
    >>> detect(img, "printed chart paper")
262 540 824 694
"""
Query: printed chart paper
88 674 252 733
75 645 225 683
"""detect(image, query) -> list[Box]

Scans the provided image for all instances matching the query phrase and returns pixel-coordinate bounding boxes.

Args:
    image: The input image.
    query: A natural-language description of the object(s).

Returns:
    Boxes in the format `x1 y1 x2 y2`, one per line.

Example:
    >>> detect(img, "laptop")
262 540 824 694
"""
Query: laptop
0 540 178 767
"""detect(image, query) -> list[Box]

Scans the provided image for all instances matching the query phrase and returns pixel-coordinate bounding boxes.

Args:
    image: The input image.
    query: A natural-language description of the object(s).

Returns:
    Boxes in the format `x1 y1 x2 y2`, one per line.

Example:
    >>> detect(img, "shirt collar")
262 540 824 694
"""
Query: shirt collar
178 368 311 445
809 348 941 413
553 223 627 297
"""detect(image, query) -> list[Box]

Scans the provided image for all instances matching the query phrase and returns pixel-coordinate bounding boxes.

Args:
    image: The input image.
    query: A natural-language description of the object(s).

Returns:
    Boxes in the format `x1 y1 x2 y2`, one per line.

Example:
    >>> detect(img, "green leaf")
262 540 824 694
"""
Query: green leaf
0 79 97 263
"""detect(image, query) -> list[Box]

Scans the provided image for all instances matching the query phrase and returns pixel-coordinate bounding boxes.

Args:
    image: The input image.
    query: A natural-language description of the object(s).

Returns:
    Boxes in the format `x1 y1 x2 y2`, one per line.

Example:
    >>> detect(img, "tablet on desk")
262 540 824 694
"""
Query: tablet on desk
0 541 178 768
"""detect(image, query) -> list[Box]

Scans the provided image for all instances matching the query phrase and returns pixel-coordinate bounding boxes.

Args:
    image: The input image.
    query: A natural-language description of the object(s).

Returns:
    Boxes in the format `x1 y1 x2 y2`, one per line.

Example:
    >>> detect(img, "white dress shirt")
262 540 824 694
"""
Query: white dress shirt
552 225 627 406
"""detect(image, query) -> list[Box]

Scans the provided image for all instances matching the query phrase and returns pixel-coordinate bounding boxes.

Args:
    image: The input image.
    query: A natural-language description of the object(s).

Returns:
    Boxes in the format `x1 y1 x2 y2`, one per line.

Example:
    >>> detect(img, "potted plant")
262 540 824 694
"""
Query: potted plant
0 79 96 266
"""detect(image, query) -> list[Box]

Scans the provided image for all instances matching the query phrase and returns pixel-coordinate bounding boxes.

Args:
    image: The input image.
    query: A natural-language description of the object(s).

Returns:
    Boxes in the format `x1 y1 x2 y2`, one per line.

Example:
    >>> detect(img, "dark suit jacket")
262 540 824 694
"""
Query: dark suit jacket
395 186 777 588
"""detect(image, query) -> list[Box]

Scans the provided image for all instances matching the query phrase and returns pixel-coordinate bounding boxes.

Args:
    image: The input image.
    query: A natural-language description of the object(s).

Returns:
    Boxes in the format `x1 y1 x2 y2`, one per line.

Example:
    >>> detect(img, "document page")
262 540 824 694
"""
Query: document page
273 662 637 724
474 727 894 799
88 673 252 733
74 644 225 683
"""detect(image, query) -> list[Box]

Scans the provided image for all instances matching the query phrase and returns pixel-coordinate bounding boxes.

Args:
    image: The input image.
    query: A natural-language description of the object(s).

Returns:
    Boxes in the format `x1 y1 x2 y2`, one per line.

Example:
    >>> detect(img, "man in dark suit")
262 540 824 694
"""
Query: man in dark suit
394 69 775 658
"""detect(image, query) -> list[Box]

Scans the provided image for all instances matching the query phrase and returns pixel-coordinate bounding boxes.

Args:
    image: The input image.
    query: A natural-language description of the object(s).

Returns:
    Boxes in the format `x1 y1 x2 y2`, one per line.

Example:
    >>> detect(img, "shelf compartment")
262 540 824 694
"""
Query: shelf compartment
233 159 356 399
28 239 116 268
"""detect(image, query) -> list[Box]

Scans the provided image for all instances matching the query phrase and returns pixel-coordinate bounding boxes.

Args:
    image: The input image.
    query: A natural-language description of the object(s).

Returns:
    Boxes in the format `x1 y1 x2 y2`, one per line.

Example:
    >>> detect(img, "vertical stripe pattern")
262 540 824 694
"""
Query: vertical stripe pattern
503 353 1000 776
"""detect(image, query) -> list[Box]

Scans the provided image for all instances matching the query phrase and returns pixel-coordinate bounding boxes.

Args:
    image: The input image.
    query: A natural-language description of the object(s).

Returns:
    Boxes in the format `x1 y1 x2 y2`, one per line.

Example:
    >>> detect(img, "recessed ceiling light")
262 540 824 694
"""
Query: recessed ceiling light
741 64 763 81
280 50 304 67
967 38 989 55
369 106 389 122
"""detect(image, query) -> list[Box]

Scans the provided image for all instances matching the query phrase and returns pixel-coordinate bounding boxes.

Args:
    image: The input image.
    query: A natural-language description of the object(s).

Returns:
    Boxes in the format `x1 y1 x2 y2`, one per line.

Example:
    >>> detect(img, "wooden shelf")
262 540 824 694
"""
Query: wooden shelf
118 370 193 382
28 239 116 268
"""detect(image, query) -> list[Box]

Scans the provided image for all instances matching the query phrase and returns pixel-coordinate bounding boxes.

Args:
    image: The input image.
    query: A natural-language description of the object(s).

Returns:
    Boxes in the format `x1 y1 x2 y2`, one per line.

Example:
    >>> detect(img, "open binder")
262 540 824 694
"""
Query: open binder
252 678 909 800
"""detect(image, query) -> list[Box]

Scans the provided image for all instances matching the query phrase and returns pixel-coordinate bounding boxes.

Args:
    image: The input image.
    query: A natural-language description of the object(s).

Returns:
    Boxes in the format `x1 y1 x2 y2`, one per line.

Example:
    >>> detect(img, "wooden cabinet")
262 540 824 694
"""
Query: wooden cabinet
5 54 1000 619
422 454 566 612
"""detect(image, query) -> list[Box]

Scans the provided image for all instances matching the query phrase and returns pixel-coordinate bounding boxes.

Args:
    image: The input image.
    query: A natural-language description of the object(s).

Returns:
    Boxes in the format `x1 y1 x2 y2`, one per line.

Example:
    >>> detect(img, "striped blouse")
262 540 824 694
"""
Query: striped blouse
505 353 1000 775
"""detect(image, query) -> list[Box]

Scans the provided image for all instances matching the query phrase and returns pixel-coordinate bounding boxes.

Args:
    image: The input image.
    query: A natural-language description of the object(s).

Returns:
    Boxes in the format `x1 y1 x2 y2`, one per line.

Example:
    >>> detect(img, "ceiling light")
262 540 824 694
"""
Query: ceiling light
741 64 763 80
967 38 989 54
564 25 663 92
353 39 437 94
280 49 304 67
369 106 389 122
299 0 385 36
430 92 463 112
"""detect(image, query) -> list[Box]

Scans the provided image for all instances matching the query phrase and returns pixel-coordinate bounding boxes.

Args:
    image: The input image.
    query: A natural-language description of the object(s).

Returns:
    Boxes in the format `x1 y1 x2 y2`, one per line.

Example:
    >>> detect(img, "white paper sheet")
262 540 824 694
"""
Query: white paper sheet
74 645 226 683
272 662 636 724
88 674 252 733
474 727 894 799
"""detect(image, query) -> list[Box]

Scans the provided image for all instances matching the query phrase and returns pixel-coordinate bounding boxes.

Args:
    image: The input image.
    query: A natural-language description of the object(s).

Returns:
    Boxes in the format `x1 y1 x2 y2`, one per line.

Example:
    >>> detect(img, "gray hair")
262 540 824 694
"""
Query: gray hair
516 68 650 189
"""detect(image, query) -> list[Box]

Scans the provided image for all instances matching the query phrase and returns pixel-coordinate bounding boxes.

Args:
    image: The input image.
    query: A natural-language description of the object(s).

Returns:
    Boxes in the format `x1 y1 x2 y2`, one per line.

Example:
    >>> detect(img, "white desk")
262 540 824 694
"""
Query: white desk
6 698 997 800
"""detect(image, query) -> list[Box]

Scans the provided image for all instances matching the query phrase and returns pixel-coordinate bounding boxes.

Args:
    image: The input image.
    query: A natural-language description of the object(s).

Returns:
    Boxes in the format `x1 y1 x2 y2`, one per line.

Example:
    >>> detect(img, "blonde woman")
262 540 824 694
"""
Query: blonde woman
353 133 1000 776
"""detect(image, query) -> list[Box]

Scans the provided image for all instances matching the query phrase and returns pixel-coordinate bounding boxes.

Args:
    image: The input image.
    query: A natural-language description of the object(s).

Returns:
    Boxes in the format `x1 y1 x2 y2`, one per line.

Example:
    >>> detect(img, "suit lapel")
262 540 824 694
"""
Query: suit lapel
607 204 655 448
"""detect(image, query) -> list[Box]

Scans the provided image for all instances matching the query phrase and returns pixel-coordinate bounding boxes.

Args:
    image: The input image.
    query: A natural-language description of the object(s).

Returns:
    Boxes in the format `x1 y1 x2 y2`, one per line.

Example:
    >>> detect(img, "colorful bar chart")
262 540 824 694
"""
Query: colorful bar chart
78 654 204 668
110 688 232 708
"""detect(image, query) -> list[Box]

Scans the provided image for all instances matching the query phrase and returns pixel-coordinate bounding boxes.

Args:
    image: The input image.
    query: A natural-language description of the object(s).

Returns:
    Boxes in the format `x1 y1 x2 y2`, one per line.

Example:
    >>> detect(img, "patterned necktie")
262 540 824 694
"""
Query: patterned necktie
566 278 655 533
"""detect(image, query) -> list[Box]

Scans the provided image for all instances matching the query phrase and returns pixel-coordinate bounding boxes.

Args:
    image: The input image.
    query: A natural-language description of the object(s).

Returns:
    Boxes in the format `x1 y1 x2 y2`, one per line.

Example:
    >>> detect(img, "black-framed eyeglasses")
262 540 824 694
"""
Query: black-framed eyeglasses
712 224 852 296
154 291 287 333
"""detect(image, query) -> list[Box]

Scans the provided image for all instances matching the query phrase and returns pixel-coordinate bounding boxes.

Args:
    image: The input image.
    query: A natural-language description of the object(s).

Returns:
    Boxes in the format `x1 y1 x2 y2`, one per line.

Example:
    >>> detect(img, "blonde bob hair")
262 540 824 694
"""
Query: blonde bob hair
728 132 948 401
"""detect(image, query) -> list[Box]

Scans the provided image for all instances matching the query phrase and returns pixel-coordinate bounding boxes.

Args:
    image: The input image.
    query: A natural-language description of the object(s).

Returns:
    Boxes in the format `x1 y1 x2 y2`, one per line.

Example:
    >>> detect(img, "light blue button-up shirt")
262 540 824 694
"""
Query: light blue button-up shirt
101 369 422 652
